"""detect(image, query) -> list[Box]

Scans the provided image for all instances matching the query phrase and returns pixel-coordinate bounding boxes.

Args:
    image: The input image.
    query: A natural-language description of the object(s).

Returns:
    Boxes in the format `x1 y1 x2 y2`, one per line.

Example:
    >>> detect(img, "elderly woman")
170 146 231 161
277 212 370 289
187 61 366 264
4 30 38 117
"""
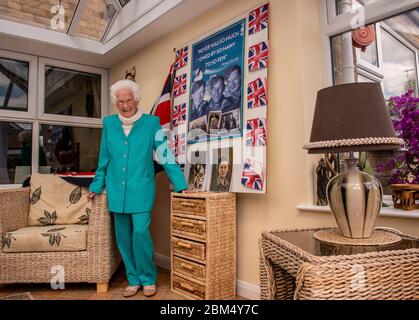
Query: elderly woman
87 80 188 298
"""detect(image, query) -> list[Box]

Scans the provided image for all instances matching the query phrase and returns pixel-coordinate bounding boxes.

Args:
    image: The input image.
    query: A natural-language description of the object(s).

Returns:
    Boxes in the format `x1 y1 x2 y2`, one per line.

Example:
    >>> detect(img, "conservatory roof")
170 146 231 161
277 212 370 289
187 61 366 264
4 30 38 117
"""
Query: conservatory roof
0 0 224 67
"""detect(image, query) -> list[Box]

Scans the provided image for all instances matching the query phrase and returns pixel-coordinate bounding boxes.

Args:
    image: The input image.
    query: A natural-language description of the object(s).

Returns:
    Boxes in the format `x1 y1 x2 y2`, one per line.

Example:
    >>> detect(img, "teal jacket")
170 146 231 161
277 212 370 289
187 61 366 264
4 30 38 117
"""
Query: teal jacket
89 114 187 213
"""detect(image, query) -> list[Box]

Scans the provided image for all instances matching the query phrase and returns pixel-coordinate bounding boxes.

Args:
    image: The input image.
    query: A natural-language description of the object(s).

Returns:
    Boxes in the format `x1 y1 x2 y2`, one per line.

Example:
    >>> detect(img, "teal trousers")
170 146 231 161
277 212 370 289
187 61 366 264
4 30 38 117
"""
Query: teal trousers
113 212 157 286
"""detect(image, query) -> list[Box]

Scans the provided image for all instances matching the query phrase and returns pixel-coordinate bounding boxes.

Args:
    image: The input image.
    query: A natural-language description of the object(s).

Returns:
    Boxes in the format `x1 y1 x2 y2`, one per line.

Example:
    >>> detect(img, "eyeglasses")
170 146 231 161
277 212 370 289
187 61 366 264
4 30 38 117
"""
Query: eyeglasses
116 99 135 106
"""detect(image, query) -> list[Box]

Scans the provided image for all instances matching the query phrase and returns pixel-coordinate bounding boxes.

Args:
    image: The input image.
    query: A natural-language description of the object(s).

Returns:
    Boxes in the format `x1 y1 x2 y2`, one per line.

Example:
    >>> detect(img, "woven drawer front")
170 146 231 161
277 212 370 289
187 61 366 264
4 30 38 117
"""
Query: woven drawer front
172 197 206 216
172 216 206 239
173 256 206 281
172 237 206 261
173 274 205 300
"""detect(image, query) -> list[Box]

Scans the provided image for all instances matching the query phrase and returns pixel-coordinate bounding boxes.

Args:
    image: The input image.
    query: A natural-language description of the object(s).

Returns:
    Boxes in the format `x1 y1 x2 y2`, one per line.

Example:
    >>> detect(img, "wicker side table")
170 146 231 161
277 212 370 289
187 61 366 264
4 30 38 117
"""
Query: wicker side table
259 228 419 300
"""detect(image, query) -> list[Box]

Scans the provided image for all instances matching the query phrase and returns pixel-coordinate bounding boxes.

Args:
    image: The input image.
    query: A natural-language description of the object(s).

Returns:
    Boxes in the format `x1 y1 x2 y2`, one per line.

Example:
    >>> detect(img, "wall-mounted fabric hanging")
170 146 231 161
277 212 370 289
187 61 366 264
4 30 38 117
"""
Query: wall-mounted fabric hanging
172 2 269 194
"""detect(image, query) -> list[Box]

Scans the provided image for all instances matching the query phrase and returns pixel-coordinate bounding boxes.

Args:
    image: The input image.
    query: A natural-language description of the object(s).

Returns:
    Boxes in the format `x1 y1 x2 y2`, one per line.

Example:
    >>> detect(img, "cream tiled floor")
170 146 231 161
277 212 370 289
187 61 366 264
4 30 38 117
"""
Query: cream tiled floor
0 266 246 300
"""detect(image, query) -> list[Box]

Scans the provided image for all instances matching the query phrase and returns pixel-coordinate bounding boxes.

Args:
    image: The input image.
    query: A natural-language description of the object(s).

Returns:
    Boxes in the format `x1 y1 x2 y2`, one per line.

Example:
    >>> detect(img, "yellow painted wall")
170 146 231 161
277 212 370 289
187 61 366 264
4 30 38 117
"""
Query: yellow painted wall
110 0 419 286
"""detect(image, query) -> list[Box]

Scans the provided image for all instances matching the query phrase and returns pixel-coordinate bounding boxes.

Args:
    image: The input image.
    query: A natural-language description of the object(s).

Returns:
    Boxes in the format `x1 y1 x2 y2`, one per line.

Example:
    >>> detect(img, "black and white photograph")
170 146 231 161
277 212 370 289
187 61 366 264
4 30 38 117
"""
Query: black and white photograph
220 109 240 132
188 115 208 138
207 111 221 135
210 147 233 192
187 150 208 192
189 80 208 122
188 65 243 143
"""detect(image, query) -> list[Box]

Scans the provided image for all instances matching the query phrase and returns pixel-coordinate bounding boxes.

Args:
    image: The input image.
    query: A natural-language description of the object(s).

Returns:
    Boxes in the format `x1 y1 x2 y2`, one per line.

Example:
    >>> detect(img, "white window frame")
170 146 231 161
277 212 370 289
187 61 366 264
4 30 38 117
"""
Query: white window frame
0 49 37 120
322 0 419 84
36 120 103 173
325 0 419 34
38 58 108 126
356 68 383 84
0 49 109 188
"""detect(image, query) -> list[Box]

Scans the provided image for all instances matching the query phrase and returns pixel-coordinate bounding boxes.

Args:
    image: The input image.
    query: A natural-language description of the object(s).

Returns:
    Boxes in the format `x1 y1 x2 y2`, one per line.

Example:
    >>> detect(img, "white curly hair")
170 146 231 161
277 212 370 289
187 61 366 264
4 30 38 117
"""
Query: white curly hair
110 79 141 106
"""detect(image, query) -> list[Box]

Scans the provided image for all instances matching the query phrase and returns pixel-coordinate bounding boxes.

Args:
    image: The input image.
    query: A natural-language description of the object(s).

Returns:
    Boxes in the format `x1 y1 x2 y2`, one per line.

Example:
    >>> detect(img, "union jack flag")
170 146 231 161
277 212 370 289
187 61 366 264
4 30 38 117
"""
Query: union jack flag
173 74 187 97
169 132 186 158
175 46 188 70
246 118 267 146
249 4 269 35
247 78 267 109
172 103 186 127
248 42 269 71
150 63 175 129
241 159 263 191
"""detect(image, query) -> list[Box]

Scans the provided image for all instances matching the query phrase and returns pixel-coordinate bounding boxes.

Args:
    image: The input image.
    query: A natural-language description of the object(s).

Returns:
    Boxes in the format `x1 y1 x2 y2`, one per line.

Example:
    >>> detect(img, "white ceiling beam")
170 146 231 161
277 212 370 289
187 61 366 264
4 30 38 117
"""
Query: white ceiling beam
67 0 88 36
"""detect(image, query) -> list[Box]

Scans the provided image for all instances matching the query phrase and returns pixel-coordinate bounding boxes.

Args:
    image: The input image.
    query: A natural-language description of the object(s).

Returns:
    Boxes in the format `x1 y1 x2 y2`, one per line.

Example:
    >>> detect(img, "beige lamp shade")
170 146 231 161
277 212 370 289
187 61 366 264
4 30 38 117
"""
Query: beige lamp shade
304 83 403 154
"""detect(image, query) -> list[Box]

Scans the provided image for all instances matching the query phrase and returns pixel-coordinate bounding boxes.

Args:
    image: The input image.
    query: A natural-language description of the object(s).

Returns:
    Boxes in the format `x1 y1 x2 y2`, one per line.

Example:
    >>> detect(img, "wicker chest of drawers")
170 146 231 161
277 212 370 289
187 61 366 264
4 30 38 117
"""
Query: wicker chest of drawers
170 192 236 300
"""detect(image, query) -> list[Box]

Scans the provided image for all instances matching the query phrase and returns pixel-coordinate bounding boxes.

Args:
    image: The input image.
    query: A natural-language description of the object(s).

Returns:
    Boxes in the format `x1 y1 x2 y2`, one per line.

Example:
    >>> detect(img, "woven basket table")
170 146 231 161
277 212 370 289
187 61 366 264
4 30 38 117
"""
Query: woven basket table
170 192 236 300
259 227 419 300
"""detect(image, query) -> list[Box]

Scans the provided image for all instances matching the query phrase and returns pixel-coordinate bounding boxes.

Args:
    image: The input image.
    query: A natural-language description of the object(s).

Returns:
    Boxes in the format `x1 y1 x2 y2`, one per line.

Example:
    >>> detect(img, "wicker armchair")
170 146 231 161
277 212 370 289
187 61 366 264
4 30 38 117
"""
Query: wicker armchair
0 187 121 293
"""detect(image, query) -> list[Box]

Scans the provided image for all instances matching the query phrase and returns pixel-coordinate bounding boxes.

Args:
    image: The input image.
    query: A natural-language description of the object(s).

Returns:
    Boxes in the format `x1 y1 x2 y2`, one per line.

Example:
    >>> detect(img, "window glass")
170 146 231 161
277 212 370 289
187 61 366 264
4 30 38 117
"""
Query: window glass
359 25 379 67
0 57 29 111
39 124 101 174
331 32 349 85
119 0 132 7
381 29 417 98
73 0 117 41
0 121 33 184
0 0 78 33
44 65 102 118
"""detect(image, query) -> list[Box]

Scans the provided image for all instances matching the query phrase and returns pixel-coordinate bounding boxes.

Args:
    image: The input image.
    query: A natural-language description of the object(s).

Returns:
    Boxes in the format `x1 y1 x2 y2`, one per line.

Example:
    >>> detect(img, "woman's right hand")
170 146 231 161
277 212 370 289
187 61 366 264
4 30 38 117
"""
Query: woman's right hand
87 192 96 202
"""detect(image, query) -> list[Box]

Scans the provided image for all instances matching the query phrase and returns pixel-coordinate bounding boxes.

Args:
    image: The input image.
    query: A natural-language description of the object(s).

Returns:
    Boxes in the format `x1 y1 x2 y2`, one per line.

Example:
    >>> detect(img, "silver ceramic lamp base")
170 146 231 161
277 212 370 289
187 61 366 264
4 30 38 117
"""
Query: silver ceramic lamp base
326 156 383 239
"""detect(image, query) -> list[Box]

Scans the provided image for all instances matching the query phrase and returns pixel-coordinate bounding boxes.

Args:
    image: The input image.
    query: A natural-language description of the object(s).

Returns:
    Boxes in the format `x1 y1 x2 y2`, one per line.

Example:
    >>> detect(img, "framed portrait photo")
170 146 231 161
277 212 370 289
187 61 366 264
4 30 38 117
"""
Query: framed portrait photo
209 147 233 192
188 115 208 143
207 111 222 135
186 150 208 192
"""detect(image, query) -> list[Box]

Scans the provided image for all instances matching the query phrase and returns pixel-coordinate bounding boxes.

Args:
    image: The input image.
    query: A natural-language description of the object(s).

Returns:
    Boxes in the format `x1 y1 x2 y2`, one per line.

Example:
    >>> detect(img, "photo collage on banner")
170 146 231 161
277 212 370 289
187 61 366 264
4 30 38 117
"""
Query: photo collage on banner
188 19 245 144
171 2 269 194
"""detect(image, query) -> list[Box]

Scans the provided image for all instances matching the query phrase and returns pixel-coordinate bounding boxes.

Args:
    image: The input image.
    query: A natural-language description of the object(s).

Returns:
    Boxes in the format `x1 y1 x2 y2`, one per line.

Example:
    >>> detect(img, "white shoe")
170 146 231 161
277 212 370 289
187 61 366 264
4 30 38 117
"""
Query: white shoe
122 285 140 298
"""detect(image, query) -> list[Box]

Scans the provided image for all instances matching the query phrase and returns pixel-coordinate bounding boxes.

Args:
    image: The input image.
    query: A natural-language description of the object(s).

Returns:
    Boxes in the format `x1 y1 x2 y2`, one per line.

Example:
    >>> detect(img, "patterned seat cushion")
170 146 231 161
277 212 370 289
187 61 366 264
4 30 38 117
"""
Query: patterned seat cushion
2 224 88 253
28 173 92 226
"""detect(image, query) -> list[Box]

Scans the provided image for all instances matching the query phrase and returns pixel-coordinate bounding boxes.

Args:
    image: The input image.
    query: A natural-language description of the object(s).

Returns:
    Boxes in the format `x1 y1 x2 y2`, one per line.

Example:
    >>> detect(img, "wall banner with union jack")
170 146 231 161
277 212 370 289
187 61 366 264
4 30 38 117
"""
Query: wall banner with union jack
171 2 268 194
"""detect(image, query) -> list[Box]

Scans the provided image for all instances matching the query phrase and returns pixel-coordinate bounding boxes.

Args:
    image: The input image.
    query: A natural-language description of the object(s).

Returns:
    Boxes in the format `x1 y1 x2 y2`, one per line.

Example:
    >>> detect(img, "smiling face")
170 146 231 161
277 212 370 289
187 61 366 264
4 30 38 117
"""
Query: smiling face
211 80 224 104
227 69 241 94
192 85 205 107
115 89 138 118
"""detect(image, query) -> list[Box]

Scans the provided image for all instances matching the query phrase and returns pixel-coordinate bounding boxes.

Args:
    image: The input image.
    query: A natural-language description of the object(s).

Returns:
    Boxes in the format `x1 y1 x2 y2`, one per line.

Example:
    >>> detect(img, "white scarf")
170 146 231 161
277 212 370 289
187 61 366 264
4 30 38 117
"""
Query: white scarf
118 108 142 137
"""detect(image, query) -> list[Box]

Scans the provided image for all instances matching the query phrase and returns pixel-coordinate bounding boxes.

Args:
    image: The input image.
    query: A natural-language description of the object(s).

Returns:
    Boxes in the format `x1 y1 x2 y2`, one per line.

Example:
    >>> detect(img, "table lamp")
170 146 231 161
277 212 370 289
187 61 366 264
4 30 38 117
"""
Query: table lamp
304 83 403 239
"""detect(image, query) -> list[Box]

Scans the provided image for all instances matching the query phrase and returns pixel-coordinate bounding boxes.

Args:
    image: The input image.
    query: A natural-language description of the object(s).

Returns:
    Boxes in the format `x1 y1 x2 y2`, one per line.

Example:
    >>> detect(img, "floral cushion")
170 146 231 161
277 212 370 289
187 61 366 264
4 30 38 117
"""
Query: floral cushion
28 173 92 226
1 224 88 253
